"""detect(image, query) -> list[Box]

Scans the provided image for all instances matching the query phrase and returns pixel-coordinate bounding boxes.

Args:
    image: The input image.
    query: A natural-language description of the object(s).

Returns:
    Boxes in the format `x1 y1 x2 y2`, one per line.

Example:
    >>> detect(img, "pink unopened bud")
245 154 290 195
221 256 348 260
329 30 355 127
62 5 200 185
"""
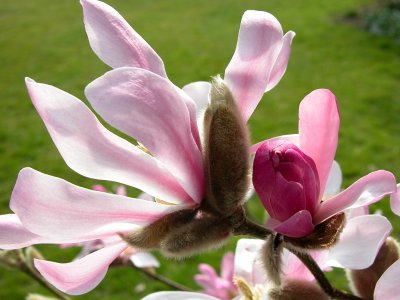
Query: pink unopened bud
253 140 320 238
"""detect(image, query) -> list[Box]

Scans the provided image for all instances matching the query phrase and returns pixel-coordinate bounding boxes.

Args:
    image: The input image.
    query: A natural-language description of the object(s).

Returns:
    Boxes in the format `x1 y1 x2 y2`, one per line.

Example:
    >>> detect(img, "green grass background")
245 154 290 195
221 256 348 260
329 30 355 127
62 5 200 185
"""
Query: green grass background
0 0 399 299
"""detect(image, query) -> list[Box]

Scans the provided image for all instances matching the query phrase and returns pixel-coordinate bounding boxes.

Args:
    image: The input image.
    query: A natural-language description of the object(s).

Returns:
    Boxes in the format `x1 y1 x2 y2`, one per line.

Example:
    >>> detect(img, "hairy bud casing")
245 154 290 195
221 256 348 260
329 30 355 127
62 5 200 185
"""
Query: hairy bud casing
269 279 329 300
203 76 251 215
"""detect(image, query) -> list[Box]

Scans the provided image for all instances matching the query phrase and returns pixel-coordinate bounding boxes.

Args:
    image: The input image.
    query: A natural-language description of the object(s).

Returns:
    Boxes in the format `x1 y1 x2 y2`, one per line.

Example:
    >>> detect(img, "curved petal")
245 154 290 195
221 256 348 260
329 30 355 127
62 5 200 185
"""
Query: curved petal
182 81 211 118
142 292 220 300
283 249 329 282
323 160 342 198
10 168 184 239
326 215 392 269
225 10 284 122
314 171 396 224
374 259 400 300
80 0 166 77
85 67 204 203
250 134 299 154
272 210 314 238
299 89 339 196
390 183 400 216
0 215 138 250
25 78 191 205
234 239 265 285
265 31 295 92
130 252 160 268
34 242 127 295
0 214 43 250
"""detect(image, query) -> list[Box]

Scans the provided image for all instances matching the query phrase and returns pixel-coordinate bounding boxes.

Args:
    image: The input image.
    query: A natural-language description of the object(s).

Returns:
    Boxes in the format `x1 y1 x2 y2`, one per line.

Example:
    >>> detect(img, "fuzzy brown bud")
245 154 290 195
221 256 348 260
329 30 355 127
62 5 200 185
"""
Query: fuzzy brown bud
261 235 284 287
203 76 251 215
269 279 330 300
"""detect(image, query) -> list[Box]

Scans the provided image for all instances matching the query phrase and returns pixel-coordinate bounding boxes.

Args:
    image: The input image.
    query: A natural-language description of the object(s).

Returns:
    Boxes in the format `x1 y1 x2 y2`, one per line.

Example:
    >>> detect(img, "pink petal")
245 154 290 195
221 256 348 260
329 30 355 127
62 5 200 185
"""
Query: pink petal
299 89 339 197
80 0 167 77
390 183 400 216
272 210 314 238
0 213 137 250
374 259 400 300
182 81 211 118
142 292 220 300
326 215 392 269
0 214 44 250
130 252 160 268
265 31 295 92
323 161 342 198
250 134 299 154
85 67 204 203
10 168 184 239
283 249 329 282
34 242 127 295
25 78 191 205
221 252 234 281
234 239 266 285
314 170 396 224
225 10 284 122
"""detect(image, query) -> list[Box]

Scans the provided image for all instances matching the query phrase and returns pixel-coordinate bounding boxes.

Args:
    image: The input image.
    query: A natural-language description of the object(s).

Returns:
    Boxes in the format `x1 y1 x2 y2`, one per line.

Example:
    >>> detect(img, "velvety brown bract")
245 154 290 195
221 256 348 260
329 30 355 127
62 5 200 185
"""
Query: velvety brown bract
284 212 345 250
203 76 251 215
269 279 329 300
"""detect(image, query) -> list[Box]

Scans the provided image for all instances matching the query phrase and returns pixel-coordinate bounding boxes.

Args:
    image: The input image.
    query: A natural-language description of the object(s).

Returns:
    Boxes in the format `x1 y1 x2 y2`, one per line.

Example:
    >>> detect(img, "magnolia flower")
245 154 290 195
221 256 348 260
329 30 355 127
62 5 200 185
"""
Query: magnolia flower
0 0 294 295
194 252 238 299
252 89 397 238
81 0 295 123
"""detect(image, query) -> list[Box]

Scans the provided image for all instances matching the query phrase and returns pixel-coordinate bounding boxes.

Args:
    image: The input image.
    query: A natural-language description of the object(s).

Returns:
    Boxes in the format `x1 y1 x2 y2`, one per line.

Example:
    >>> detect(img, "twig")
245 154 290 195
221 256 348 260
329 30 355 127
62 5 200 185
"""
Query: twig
8 250 70 300
285 247 365 300
131 264 194 292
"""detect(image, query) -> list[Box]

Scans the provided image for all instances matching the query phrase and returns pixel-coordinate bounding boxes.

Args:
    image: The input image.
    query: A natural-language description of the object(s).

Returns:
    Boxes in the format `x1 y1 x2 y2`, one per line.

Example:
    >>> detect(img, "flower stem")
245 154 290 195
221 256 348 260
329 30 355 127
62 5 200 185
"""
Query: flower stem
285 247 365 300
1 250 70 300
235 218 366 300
131 264 194 292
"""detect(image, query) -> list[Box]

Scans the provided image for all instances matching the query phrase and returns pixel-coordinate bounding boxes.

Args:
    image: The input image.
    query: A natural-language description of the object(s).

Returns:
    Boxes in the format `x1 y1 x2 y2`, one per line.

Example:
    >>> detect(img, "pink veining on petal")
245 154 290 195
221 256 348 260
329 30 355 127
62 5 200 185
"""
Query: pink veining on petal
299 89 339 197
265 30 295 92
314 170 396 224
85 67 204 203
10 168 184 239
25 78 191 205
80 0 167 77
34 242 127 295
225 10 284 122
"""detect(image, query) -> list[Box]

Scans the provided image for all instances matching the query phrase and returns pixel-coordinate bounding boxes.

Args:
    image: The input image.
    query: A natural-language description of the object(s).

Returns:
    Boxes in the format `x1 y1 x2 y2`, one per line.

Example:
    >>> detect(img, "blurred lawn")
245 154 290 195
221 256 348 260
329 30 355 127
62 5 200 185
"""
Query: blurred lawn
0 0 399 299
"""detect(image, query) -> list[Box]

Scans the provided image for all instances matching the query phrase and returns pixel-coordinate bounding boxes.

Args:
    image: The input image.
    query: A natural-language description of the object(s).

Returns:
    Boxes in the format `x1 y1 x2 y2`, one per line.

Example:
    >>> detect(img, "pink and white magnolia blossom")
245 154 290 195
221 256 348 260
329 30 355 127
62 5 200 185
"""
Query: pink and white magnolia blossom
194 252 238 299
252 89 397 237
80 0 295 123
0 0 294 295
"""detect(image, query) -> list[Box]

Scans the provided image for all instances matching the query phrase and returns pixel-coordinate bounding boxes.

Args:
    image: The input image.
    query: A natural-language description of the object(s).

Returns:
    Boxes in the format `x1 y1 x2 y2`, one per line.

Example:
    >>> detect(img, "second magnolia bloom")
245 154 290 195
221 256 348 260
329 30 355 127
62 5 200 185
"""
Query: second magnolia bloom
252 89 397 238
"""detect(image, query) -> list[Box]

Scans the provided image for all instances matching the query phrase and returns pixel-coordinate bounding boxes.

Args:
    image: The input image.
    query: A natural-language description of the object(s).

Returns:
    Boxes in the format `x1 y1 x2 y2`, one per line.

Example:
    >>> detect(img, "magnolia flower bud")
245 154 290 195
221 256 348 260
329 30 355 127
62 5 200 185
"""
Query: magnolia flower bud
253 140 320 237
348 237 400 298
